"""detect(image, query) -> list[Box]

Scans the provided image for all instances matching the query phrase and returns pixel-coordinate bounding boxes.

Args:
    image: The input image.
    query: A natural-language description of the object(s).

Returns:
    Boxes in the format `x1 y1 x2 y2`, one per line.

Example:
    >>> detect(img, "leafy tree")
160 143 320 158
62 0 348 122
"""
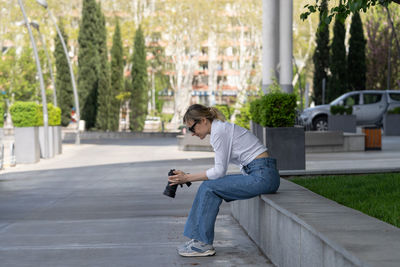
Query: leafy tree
301 0 399 23
348 12 367 91
78 0 100 129
365 5 400 90
328 17 347 102
312 0 329 105
95 2 111 131
15 46 40 101
129 25 148 132
54 20 73 126
0 48 17 102
109 19 124 131
147 32 169 117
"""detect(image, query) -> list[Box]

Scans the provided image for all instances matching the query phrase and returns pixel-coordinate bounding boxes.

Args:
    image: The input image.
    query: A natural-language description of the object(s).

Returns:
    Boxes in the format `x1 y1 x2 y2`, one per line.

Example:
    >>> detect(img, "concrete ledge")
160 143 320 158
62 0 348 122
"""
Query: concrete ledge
231 179 400 267
62 131 180 140
306 131 344 146
306 131 365 153
279 168 400 177
177 134 213 151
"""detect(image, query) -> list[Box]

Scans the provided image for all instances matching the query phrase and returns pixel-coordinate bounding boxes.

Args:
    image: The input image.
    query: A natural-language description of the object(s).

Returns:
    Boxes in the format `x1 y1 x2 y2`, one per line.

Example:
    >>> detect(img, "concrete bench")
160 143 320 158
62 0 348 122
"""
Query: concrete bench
231 179 400 267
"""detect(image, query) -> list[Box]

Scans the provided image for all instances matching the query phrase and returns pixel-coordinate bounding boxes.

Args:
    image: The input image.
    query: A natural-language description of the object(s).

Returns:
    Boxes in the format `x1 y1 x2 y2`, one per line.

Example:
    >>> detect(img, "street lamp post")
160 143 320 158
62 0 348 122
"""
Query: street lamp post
35 0 80 145
17 0 50 158
30 21 57 107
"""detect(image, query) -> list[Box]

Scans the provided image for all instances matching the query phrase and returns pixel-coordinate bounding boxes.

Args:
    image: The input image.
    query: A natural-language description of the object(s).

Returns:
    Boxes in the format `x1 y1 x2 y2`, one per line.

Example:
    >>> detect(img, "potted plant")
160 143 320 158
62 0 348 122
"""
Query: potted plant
38 104 62 157
384 107 400 136
249 92 305 170
328 105 356 133
51 105 62 155
10 101 42 164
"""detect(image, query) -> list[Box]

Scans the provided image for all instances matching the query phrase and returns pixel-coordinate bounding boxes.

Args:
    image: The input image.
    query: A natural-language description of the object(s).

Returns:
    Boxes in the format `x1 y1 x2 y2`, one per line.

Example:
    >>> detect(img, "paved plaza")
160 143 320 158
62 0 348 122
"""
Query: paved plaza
0 136 399 266
0 137 273 267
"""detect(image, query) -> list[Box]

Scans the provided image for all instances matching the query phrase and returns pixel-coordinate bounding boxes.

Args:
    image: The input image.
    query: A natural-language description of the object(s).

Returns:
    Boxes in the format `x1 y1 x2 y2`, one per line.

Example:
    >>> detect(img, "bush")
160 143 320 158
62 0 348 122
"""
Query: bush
330 105 353 115
249 92 297 127
234 103 251 129
47 104 62 126
388 107 400 114
214 104 234 122
10 102 43 127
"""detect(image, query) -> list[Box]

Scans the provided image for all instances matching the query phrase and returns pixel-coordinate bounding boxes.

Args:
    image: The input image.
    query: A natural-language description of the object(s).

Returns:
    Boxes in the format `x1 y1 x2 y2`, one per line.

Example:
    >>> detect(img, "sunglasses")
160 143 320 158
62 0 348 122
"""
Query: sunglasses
188 120 199 133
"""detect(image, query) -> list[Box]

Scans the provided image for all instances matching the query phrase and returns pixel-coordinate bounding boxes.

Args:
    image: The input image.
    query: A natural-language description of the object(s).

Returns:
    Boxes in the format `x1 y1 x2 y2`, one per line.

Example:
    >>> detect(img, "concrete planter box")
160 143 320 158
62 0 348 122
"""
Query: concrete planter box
14 127 40 164
251 121 305 170
53 126 62 154
39 126 55 158
328 115 356 133
384 114 400 136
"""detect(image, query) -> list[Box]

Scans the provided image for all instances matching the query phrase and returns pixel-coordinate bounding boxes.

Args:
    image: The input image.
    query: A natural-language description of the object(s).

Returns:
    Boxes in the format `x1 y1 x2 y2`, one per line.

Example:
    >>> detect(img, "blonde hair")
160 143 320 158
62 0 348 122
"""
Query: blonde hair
183 104 226 123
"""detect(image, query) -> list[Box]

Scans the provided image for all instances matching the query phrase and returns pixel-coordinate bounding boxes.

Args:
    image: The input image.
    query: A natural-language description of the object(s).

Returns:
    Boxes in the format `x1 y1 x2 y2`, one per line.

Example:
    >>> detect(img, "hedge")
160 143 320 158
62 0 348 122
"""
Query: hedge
330 105 353 115
10 102 42 127
41 104 61 126
388 107 400 115
215 104 234 121
249 92 297 127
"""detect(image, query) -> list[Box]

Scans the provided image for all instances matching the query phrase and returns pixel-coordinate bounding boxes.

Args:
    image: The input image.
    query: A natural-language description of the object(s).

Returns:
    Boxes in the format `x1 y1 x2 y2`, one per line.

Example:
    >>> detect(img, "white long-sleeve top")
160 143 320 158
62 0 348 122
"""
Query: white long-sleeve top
206 120 267 180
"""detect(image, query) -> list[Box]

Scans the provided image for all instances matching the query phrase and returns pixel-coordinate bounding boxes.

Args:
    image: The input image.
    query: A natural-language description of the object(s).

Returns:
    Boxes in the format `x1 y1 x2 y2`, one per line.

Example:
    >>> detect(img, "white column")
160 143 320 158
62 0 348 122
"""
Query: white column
279 0 293 93
262 0 279 93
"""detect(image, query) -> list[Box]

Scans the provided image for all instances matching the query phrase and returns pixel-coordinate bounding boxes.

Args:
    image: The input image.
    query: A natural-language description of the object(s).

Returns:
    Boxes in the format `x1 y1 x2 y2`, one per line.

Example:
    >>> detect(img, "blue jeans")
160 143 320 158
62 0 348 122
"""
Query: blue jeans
183 157 280 245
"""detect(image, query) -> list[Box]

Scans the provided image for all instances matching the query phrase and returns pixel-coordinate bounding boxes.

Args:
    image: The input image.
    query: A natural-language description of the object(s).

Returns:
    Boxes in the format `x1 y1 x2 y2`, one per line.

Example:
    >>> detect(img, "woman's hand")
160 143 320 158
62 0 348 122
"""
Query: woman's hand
168 170 189 186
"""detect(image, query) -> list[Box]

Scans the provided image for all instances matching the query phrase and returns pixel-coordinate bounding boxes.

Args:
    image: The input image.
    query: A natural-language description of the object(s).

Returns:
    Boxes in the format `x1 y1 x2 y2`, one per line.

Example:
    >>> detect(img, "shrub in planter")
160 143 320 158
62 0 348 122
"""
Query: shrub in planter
250 92 297 127
388 107 400 115
44 104 62 126
330 105 353 115
384 107 400 136
48 104 62 154
10 102 42 163
328 105 356 133
38 104 62 157
10 101 42 127
249 92 304 170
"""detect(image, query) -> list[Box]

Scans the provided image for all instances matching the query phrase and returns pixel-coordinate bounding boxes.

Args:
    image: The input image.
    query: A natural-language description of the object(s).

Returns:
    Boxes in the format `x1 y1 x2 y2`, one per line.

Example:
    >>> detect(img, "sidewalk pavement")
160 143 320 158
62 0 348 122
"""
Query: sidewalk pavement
0 138 273 267
1 136 399 267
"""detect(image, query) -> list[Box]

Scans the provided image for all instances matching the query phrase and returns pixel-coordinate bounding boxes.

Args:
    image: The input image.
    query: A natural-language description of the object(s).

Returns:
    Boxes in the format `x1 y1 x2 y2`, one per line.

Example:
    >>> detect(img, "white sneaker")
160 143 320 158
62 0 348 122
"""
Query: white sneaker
177 240 216 257
177 239 195 251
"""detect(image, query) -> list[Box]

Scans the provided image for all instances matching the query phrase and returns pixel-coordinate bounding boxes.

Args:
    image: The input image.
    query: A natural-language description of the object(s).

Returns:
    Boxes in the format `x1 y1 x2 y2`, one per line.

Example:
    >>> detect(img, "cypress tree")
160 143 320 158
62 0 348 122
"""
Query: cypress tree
109 19 124 131
54 20 73 126
129 25 148 132
312 0 329 105
328 17 347 102
348 12 366 91
95 2 111 131
77 0 100 129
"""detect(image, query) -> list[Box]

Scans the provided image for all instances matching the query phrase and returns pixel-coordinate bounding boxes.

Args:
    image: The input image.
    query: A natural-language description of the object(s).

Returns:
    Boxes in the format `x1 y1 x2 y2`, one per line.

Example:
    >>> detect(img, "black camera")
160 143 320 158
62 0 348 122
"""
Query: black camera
163 169 192 198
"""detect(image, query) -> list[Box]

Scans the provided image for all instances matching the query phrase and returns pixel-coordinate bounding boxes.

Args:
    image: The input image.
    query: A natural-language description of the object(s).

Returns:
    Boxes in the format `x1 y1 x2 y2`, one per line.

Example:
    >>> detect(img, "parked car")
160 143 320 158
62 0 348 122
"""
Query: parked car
298 90 400 131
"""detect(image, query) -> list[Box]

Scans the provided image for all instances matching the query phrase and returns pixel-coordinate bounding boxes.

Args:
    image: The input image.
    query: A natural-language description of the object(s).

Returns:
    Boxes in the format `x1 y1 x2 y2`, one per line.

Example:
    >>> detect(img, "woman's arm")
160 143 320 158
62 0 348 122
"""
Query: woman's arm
168 170 208 186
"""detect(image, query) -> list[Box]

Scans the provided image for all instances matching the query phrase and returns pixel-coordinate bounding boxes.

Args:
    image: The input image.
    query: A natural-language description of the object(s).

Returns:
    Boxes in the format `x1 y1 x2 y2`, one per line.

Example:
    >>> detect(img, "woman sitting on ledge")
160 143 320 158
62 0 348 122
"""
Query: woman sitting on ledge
168 104 280 257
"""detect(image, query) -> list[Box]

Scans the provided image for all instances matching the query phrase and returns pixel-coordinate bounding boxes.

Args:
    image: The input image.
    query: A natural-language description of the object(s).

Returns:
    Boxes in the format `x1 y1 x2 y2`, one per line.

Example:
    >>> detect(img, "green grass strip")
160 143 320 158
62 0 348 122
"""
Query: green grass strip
291 173 400 228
